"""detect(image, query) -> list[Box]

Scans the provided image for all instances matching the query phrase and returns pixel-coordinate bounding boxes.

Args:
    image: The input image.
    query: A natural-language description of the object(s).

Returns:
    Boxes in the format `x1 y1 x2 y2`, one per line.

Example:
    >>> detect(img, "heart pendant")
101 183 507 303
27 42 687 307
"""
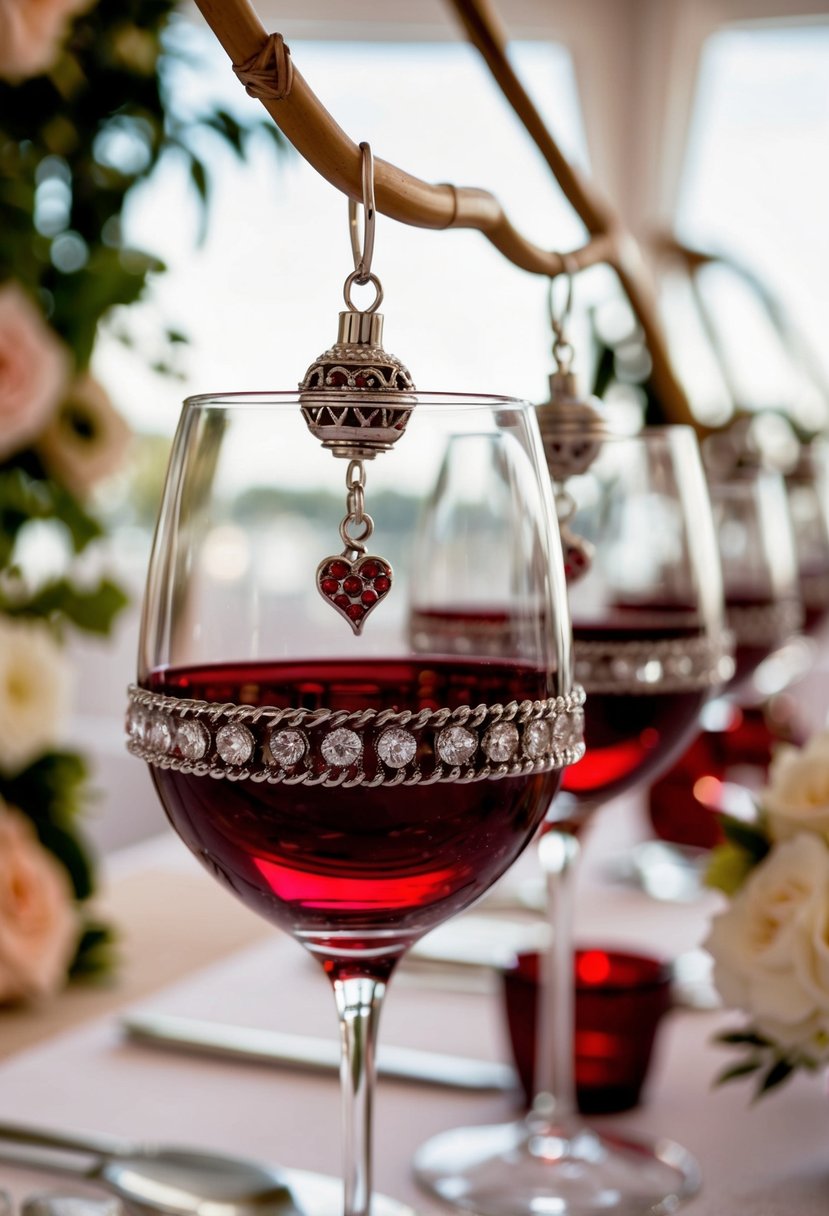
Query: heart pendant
317 554 393 635
560 525 594 584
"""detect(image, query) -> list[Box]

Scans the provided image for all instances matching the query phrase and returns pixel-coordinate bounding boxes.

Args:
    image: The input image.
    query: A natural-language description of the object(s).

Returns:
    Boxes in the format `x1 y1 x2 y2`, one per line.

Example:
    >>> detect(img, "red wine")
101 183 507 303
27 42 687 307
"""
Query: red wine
146 658 561 973
800 567 829 636
560 619 710 813
648 694 807 849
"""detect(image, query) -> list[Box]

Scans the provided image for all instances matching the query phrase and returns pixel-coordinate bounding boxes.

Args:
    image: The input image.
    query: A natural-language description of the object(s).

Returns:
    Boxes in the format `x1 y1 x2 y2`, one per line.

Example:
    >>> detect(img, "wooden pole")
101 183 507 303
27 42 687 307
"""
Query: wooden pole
190 0 696 425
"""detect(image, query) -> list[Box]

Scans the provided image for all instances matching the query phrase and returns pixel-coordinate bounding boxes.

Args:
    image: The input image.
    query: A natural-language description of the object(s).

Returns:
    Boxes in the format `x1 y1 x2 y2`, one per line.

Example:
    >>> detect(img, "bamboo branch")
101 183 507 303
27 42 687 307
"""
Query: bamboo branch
190 0 695 424
446 0 693 426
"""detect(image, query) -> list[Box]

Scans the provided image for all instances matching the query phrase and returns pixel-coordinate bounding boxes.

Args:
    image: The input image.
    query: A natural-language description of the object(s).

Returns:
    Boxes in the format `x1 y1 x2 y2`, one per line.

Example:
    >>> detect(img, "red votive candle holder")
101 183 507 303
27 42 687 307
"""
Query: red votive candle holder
502 948 672 1115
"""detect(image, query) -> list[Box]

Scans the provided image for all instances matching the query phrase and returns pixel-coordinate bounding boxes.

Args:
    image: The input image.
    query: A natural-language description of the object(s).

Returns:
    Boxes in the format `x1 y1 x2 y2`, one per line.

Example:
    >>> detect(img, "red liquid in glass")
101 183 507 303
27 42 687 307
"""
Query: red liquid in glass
146 658 561 969
726 593 792 693
561 619 710 811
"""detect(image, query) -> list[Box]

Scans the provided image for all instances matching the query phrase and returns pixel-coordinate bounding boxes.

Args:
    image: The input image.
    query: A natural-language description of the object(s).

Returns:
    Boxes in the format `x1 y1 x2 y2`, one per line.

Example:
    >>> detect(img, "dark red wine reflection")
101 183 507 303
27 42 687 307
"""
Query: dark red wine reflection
146 658 561 966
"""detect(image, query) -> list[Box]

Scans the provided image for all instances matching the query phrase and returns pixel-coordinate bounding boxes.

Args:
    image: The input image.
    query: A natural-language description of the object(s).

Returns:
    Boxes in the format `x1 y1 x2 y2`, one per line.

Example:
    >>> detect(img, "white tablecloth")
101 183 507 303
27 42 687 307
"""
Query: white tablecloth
1 805 828 1216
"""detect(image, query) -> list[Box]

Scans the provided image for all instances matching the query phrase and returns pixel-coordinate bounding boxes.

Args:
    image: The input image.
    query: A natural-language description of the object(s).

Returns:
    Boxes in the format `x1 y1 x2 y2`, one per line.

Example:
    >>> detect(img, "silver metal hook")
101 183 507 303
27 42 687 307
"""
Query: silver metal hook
348 141 376 284
548 256 576 337
548 254 578 374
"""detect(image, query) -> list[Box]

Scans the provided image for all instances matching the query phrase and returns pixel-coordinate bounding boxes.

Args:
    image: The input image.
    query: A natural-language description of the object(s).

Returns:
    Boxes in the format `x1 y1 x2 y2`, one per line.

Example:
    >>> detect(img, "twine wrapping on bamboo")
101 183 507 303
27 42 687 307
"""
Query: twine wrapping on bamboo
233 32 293 101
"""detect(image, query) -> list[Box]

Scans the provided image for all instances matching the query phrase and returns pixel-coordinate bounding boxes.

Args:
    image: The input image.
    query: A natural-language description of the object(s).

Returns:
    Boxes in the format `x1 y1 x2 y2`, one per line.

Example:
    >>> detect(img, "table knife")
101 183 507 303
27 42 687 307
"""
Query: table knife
121 1012 518 1093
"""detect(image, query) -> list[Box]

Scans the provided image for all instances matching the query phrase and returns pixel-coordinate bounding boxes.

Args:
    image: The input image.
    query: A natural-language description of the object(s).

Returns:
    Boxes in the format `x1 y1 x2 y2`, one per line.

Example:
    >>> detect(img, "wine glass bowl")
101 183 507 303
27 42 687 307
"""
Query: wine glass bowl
645 463 804 859
127 391 581 1216
559 427 732 817
786 440 829 637
710 465 802 695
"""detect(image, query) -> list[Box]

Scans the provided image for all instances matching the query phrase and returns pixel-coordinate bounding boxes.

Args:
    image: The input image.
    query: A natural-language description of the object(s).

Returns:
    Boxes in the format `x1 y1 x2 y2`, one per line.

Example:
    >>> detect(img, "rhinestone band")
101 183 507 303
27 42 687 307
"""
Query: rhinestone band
573 633 734 694
727 599 802 647
126 684 585 787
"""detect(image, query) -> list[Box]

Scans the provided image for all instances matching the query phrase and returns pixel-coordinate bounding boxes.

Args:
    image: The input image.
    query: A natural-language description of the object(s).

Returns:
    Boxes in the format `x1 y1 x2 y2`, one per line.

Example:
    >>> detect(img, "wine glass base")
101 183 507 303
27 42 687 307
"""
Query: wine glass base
283 1166 418 1215
413 1118 700 1216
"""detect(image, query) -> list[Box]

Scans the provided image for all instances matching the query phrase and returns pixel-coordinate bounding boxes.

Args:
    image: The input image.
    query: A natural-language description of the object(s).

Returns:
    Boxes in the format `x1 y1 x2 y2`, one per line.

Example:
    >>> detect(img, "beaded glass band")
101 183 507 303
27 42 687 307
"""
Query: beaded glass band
126 684 586 788
726 599 802 647
573 633 734 695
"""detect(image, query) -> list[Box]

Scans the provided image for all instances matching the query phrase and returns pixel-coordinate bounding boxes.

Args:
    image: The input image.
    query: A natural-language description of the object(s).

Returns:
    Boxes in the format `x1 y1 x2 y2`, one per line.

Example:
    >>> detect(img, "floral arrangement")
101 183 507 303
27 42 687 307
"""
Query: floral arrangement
0 0 281 1004
705 729 829 1095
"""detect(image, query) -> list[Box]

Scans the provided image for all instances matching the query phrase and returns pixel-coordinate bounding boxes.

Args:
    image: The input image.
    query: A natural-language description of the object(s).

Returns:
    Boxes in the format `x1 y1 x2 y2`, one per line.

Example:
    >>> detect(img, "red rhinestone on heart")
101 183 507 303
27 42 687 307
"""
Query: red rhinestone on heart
317 555 394 635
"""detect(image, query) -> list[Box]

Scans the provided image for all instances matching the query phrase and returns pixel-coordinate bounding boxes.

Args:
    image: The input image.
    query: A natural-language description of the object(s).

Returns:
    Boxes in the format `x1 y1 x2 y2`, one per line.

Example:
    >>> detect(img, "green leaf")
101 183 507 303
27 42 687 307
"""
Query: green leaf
720 814 770 862
705 841 756 896
0 749 91 825
715 1029 772 1048
18 577 130 634
714 1059 763 1085
0 467 103 557
756 1058 795 1098
69 919 118 981
35 819 96 901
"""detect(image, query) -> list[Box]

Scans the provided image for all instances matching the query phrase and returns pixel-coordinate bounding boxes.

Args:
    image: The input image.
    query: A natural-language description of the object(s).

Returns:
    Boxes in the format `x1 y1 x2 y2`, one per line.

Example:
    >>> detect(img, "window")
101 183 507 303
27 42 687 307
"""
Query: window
671 23 829 429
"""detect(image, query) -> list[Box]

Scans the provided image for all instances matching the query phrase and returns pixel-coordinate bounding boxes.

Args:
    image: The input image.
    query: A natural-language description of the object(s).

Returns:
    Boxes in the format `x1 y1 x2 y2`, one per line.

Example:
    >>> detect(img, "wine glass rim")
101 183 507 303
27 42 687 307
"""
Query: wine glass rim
181 390 534 411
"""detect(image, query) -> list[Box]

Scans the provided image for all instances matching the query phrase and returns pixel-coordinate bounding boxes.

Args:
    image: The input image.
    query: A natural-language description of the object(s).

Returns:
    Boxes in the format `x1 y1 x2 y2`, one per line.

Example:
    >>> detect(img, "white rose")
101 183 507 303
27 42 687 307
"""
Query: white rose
0 803 77 1003
761 732 829 845
38 374 132 499
704 832 829 1058
0 282 69 459
0 617 72 774
0 0 91 82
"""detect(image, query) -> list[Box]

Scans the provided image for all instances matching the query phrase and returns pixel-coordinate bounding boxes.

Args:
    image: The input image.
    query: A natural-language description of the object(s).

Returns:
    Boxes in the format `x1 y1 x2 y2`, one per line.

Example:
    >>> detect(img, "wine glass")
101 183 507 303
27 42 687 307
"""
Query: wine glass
413 426 731 1216
644 464 802 866
126 391 582 1216
786 439 829 639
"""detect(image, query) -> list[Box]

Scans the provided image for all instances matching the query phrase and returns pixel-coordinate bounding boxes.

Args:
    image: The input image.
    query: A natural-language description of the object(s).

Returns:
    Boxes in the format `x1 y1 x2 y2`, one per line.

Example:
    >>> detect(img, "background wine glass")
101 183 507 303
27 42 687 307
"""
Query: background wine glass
643 464 804 875
414 425 730 1216
127 392 582 1216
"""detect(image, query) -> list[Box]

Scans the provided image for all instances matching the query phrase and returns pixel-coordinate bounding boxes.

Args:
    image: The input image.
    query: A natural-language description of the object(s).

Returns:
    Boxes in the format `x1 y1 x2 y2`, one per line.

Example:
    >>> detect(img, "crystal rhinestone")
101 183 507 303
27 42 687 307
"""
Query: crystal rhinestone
524 719 552 759
376 727 417 769
321 727 362 767
126 705 146 742
148 714 173 753
636 659 663 685
216 722 255 766
436 724 477 766
552 714 572 748
568 707 585 746
666 653 694 677
483 721 519 763
269 727 308 767
176 719 209 762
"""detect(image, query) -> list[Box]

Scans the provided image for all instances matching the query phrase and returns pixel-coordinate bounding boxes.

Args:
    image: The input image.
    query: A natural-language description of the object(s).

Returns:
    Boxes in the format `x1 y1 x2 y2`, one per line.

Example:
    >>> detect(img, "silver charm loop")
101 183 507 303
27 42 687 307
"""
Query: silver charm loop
349 141 376 283
343 270 384 314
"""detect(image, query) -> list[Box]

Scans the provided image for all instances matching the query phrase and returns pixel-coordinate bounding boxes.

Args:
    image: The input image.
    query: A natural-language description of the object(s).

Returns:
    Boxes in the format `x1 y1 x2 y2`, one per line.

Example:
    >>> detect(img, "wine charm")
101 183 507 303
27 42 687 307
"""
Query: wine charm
534 264 607 584
556 488 595 583
299 141 413 634
317 460 393 636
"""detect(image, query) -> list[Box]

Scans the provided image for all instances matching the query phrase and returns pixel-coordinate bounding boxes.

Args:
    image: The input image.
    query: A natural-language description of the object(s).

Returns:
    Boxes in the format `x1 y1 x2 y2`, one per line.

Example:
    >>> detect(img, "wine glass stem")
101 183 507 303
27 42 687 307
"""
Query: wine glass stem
532 827 582 1126
333 974 387 1216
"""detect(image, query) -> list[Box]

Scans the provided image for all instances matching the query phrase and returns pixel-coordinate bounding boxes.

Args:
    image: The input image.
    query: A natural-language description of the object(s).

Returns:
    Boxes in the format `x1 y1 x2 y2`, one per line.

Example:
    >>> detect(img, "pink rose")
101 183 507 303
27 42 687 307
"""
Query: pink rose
0 804 77 1004
0 0 91 82
0 282 69 459
38 373 132 499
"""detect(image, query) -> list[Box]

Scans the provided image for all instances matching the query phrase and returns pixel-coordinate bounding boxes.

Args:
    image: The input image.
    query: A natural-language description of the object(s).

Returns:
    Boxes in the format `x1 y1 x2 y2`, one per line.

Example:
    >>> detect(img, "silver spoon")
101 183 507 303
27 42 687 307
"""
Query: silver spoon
0 1123 414 1216
0 1123 301 1216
